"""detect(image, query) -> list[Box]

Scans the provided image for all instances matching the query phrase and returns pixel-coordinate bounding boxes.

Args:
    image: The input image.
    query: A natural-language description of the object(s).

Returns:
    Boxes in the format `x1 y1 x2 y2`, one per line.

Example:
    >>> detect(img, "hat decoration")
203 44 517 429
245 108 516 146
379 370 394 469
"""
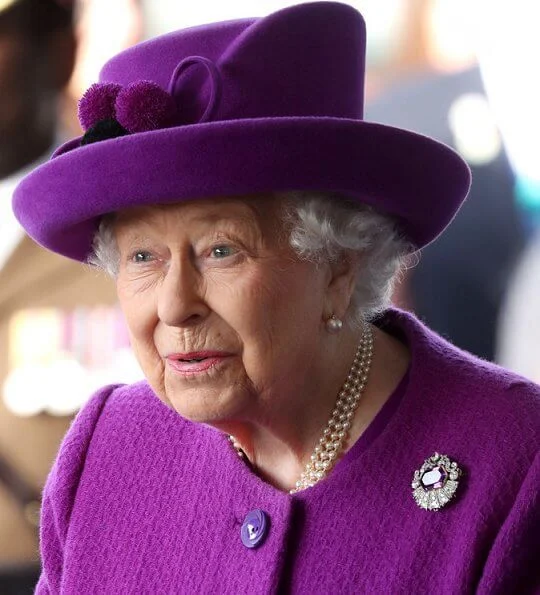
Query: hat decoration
78 81 178 145
77 55 222 146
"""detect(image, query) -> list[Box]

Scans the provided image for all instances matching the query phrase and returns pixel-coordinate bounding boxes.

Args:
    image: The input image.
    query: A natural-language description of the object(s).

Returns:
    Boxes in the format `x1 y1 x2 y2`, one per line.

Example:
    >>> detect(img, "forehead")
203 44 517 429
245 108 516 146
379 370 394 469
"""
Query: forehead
113 194 283 234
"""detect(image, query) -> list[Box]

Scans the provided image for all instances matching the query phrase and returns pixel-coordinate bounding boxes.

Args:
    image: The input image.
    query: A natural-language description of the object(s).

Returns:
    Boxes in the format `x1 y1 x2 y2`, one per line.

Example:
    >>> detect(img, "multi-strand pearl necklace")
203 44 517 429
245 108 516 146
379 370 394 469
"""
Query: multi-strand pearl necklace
229 325 374 494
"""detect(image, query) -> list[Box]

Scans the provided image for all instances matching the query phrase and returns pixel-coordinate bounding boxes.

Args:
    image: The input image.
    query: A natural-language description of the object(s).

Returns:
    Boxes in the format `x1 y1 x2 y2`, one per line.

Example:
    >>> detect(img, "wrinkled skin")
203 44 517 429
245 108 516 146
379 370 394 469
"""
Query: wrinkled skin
114 196 353 426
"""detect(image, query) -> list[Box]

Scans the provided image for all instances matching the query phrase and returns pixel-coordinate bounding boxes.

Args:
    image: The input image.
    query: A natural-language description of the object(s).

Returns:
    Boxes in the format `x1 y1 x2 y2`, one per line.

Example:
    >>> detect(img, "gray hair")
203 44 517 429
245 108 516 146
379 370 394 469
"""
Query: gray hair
281 191 413 324
88 191 414 324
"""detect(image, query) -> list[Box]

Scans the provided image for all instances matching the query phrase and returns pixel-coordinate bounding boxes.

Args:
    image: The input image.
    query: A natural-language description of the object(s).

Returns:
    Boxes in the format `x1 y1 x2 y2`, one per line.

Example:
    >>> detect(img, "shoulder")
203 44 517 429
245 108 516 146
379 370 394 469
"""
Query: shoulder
42 381 187 525
379 309 539 488
378 310 539 591
44 384 123 510
52 381 167 460
37 382 199 593
382 308 540 423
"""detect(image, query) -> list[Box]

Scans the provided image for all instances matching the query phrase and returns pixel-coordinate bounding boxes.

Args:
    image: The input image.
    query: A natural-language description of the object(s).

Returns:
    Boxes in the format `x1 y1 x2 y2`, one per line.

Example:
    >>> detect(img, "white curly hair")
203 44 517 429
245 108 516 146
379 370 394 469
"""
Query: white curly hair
88 191 414 325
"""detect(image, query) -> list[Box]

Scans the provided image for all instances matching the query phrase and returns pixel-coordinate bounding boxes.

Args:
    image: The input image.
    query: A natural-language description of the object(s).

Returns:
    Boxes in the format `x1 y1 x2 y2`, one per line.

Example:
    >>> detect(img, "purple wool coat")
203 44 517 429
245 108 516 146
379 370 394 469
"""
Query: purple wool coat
36 310 540 594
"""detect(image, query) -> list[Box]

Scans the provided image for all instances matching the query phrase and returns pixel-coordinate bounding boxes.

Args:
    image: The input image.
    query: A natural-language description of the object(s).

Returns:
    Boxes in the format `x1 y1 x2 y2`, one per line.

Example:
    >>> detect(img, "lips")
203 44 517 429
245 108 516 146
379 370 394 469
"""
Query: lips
165 351 232 375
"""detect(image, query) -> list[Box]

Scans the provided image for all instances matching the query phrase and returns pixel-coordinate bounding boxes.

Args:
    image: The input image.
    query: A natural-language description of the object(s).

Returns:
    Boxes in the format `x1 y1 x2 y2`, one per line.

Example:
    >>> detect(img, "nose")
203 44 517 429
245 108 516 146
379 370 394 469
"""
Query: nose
157 257 210 327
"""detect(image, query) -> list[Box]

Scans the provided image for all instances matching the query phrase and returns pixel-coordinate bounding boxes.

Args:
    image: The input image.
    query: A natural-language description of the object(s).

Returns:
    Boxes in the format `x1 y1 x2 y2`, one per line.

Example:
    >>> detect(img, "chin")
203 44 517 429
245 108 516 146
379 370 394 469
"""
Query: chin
163 380 250 427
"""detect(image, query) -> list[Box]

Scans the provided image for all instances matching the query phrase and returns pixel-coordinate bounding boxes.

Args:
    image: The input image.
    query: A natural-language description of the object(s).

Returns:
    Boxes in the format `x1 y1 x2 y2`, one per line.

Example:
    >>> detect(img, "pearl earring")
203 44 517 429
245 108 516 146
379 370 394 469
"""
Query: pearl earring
326 314 343 333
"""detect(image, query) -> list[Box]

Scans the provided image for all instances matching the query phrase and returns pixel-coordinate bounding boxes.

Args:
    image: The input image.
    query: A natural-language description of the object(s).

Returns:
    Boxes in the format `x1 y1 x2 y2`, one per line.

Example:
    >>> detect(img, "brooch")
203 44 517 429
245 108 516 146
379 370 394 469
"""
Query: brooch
412 453 462 511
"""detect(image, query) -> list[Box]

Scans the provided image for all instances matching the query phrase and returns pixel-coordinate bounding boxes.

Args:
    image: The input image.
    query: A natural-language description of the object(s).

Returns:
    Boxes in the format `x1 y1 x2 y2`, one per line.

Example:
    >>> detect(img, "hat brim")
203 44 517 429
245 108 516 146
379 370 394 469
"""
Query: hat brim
13 117 470 262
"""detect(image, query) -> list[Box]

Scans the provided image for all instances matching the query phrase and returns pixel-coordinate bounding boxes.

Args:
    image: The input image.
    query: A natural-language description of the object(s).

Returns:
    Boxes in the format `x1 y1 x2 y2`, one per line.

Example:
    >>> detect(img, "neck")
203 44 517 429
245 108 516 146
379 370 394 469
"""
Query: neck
218 323 410 493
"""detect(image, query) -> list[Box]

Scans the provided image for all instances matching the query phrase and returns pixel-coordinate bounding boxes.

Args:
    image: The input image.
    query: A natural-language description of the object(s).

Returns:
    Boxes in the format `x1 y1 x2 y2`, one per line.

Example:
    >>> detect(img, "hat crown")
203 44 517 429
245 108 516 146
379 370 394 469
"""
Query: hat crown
99 2 366 125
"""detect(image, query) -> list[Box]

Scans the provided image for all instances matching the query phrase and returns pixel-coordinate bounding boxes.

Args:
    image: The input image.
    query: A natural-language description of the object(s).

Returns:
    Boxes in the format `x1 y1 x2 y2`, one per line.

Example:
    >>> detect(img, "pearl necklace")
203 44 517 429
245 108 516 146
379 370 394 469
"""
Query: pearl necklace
229 325 374 494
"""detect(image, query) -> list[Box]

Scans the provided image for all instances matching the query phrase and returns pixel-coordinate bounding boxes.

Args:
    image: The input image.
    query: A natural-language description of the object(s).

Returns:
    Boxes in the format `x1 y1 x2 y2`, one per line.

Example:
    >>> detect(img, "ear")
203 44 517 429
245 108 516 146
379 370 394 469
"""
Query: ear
322 250 360 321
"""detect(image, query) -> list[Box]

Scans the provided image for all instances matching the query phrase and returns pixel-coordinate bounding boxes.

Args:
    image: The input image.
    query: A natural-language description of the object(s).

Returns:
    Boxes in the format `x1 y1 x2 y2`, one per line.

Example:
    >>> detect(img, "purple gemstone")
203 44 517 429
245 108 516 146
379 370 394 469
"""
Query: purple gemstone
420 465 448 491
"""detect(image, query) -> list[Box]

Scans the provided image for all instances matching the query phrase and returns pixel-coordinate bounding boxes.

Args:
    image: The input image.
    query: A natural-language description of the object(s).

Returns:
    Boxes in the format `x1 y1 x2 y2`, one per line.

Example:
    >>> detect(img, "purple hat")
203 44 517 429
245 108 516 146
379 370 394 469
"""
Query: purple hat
13 1 470 262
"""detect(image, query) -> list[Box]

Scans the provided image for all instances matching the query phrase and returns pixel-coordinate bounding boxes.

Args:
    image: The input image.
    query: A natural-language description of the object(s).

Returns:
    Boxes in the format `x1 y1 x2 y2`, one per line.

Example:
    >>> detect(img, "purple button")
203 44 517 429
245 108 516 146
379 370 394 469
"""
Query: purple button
240 509 268 549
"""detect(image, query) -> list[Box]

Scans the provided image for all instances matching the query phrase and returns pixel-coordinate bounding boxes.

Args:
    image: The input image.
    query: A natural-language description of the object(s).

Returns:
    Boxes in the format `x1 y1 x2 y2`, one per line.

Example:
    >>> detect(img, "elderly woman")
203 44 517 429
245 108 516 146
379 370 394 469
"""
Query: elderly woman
13 3 539 594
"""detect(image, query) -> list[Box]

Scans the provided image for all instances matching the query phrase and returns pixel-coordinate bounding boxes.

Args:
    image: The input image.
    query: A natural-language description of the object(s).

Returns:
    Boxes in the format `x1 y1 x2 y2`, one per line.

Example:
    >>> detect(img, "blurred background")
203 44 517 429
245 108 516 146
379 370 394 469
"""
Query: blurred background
0 0 538 591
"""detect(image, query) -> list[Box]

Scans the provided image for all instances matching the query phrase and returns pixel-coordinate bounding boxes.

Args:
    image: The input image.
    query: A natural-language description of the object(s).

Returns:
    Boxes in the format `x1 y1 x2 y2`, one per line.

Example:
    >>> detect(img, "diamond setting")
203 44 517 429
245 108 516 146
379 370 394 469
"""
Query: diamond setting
412 453 462 511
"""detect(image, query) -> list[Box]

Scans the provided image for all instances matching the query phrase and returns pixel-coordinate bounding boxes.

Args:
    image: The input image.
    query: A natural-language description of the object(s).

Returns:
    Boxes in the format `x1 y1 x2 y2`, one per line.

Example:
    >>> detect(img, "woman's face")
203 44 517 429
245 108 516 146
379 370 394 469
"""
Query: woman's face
114 196 332 424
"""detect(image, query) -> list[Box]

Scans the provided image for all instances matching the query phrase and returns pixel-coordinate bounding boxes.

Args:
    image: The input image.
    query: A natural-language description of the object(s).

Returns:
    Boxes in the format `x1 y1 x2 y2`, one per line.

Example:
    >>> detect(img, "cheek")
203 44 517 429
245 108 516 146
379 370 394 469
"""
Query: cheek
208 262 325 361
252 262 325 326
116 280 162 376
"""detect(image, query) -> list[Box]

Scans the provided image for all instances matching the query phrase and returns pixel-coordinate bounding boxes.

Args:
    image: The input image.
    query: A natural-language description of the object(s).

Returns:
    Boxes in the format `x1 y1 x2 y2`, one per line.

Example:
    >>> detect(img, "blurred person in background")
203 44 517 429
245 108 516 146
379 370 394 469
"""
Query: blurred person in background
0 0 75 266
482 0 540 382
498 232 540 383
0 0 75 179
0 0 75 592
366 0 525 362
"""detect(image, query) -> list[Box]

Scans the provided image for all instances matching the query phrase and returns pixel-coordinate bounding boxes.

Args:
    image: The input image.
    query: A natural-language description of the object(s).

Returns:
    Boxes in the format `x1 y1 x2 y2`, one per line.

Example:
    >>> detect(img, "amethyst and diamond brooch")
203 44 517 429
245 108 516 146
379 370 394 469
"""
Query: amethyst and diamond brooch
412 453 462 511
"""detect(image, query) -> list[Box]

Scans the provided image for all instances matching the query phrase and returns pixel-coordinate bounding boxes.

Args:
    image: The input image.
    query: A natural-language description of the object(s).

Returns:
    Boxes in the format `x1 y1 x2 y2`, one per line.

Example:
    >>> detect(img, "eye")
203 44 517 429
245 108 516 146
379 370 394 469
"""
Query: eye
130 250 154 263
210 245 236 258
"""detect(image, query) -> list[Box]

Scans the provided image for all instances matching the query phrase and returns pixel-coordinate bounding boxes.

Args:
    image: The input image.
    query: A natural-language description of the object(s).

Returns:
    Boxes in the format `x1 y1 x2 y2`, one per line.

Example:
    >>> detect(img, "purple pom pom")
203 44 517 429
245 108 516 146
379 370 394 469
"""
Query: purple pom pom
78 83 123 131
115 81 177 133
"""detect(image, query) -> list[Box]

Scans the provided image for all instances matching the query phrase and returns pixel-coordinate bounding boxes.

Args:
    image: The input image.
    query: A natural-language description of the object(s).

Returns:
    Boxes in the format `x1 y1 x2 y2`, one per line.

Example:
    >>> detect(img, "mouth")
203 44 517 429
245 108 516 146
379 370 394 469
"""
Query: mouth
165 351 233 375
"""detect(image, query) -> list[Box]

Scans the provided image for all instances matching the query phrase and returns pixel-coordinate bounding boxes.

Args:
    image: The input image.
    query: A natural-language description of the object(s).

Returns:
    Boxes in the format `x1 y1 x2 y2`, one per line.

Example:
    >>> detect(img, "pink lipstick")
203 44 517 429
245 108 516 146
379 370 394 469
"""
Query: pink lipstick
165 351 232 375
